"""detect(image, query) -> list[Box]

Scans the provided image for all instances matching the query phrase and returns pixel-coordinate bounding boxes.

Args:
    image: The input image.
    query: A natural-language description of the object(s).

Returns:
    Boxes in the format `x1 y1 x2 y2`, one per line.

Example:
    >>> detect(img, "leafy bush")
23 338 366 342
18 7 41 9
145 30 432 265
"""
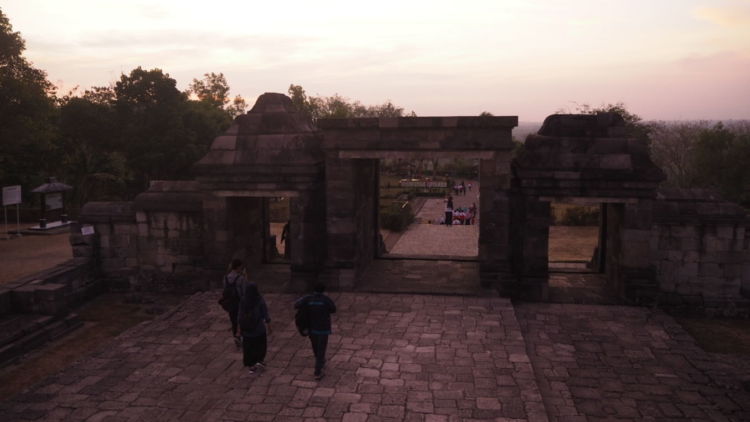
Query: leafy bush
558 206 599 226
380 201 414 232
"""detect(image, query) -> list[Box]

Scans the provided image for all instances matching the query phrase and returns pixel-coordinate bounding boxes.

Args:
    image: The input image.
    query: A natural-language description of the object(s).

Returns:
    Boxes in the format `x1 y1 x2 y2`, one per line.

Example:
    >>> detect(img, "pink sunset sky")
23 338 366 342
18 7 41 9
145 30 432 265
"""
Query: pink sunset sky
4 0 749 121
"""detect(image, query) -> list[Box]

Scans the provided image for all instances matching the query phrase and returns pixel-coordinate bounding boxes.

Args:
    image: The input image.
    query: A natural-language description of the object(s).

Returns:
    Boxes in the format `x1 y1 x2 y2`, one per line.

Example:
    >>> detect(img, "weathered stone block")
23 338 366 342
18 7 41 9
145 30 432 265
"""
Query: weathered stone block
102 258 127 272
622 229 651 244
670 225 698 238
10 286 36 312
675 262 698 280
0 289 11 314
723 263 744 278
72 245 92 258
600 154 632 170
704 236 730 252
675 282 697 295
34 283 68 315
698 263 721 278
114 223 134 235
215 230 229 242
95 222 113 235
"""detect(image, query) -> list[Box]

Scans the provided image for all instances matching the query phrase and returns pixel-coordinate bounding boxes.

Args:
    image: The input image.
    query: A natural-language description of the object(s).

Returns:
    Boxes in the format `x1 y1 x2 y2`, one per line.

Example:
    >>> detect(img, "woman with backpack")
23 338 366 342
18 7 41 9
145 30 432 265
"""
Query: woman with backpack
237 282 271 373
219 259 246 347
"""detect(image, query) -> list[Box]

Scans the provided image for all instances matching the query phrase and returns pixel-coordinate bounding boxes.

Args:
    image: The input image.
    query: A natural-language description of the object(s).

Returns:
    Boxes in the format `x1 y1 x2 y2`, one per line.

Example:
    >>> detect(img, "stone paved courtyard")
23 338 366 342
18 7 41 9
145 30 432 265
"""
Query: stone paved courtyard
517 304 750 422
2 291 749 421
0 292 547 422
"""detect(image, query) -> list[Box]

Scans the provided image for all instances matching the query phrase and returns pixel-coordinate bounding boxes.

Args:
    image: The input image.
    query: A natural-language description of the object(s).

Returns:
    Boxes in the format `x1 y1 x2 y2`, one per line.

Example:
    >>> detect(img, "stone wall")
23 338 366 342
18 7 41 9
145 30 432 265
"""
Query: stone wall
319 115 517 290
653 189 750 315
132 181 209 291
78 201 137 290
353 159 379 279
323 153 359 290
511 113 665 302
78 181 212 293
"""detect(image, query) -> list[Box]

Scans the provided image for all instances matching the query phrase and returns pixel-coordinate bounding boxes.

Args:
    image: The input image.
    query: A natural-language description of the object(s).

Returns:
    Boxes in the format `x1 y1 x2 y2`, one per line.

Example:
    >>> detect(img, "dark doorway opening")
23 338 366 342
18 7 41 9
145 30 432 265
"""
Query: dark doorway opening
226 196 291 292
547 201 617 303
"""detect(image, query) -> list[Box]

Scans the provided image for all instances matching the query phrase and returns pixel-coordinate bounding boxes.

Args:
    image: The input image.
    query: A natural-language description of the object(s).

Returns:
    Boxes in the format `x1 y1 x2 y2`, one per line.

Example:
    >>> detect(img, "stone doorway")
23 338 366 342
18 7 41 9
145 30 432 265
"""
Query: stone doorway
547 201 618 303
265 197 291 264
224 196 293 291
379 159 480 260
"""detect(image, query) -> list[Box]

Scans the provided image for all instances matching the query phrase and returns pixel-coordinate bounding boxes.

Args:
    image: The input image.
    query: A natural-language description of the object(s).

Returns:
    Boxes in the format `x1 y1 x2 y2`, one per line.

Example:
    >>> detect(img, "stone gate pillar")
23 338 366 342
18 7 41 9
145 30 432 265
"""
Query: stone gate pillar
479 153 514 289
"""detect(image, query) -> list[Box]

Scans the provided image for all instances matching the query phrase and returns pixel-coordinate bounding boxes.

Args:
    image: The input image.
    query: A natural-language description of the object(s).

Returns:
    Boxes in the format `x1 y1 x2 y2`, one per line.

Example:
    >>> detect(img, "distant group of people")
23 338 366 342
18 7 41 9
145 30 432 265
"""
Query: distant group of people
441 196 477 225
219 259 336 380
452 180 472 196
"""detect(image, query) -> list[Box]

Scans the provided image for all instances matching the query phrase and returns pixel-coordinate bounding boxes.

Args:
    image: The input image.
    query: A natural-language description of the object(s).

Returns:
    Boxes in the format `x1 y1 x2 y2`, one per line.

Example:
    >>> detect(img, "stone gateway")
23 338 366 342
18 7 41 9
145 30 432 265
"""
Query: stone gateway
74 93 750 314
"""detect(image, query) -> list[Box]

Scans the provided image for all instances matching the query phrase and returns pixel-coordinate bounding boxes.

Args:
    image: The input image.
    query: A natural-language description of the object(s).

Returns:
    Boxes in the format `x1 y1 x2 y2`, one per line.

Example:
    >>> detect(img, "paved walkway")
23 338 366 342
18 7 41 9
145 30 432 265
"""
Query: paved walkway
0 292 546 422
356 260 486 296
388 225 478 257
2 291 749 421
516 303 750 422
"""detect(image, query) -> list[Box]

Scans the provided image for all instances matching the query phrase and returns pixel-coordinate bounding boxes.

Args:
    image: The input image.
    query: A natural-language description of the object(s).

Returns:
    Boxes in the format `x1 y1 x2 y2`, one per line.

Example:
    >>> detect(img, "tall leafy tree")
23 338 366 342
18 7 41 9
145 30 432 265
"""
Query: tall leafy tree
113 67 193 190
57 94 129 208
0 8 57 192
226 95 248 118
188 72 230 108
691 122 750 205
573 102 652 144
188 72 247 117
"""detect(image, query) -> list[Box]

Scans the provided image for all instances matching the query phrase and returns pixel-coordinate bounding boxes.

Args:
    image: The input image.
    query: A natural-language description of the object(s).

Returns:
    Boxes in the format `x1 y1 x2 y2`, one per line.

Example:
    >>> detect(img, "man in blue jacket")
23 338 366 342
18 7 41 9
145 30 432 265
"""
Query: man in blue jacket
295 283 336 380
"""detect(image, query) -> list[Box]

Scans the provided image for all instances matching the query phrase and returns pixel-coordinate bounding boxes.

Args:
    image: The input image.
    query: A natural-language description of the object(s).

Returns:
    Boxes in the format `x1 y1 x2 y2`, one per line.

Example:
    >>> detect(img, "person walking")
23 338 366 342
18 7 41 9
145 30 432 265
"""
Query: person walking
445 196 454 226
281 220 290 259
237 282 271 374
220 259 246 348
295 283 336 380
469 202 477 225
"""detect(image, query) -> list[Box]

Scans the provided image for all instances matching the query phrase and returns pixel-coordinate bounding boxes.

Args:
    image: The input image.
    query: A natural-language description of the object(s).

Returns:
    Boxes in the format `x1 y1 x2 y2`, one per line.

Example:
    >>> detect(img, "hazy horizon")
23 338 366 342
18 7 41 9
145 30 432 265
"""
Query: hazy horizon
3 0 749 121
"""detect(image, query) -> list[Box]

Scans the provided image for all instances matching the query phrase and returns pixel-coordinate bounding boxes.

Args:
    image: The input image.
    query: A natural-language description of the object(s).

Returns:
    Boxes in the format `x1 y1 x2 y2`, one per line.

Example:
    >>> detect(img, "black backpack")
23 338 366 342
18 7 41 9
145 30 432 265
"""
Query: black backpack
218 275 239 311
295 300 310 336
239 301 263 332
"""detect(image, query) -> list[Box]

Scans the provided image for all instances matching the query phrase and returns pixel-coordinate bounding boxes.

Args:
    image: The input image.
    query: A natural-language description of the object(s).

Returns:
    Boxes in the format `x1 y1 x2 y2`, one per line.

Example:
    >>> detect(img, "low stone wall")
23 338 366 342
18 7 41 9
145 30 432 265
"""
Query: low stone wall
78 182 214 293
77 201 137 290
653 189 750 315
0 258 100 316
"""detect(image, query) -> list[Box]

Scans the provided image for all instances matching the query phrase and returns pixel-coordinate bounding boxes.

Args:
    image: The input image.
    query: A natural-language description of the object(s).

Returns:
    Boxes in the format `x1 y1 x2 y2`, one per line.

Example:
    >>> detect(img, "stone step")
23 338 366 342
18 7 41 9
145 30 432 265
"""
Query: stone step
0 313 82 367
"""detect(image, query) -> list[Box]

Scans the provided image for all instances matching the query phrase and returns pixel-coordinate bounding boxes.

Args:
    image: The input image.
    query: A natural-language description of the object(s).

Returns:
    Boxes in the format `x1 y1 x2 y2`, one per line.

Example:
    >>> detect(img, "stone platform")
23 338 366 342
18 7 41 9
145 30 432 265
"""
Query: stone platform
1 291 749 421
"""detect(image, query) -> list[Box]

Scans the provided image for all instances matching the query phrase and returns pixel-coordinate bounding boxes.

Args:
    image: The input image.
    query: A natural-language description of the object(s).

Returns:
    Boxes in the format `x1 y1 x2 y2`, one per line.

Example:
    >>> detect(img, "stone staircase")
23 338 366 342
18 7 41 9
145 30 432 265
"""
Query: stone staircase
0 260 100 367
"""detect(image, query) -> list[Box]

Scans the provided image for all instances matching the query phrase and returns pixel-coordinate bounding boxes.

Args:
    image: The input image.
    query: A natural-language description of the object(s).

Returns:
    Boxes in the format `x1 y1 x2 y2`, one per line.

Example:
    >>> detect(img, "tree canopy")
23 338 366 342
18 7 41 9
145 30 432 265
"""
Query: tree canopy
0 8 58 192
288 84 413 120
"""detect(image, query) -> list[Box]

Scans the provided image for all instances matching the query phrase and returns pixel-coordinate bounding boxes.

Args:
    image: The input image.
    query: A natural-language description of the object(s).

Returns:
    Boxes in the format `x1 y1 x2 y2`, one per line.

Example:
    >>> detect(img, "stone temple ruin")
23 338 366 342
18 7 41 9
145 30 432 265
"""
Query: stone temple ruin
63 93 749 314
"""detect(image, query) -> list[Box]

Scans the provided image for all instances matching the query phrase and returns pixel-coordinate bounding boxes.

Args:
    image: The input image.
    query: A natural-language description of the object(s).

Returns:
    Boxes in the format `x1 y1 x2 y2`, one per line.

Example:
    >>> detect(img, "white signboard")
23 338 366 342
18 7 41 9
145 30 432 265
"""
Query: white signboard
81 225 95 236
46 192 63 210
2 185 22 206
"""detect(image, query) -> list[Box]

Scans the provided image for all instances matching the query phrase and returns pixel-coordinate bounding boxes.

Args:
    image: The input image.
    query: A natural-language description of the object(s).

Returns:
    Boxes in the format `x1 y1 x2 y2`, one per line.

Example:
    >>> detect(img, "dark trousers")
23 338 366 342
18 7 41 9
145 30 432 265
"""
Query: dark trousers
242 334 267 367
445 212 453 225
309 334 329 374
227 307 238 336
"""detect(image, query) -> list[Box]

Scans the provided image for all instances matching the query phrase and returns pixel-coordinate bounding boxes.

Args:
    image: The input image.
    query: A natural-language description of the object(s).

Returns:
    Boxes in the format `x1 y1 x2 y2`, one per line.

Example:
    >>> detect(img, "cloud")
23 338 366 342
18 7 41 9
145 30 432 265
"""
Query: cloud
693 4 750 28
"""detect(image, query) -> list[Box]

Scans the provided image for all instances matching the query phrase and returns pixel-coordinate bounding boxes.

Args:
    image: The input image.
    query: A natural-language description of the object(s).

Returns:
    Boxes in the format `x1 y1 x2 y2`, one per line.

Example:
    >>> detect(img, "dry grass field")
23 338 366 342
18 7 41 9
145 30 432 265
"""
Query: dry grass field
0 233 72 284
548 225 599 262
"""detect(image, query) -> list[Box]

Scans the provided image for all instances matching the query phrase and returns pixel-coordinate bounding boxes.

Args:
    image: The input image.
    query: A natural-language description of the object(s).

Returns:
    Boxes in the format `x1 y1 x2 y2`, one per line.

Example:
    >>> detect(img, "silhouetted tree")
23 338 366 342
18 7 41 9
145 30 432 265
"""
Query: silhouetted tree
288 83 413 120
0 8 58 193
